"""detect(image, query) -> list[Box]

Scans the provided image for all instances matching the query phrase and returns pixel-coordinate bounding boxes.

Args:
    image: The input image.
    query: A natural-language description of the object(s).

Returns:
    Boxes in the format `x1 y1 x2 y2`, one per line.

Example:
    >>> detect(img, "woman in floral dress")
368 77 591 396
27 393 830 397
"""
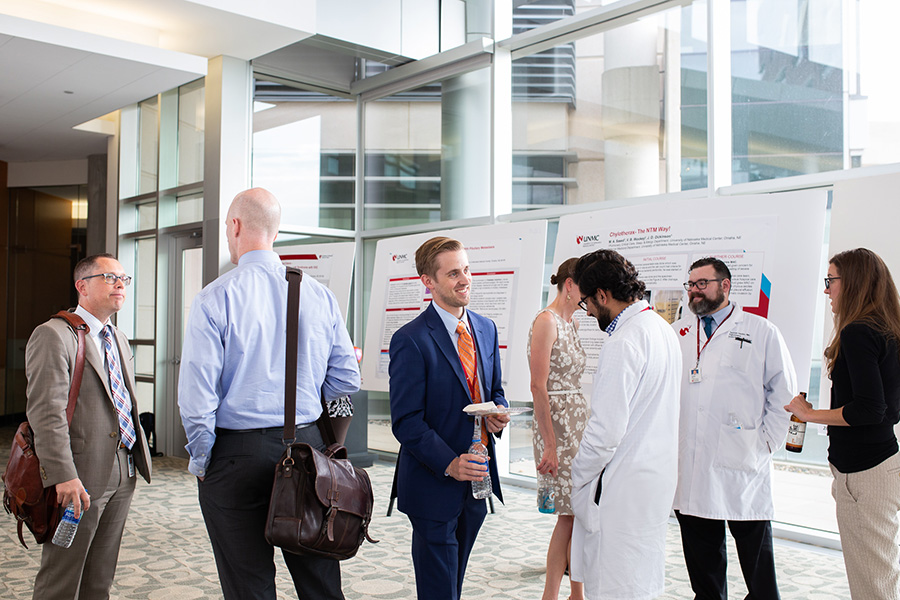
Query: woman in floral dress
528 257 589 600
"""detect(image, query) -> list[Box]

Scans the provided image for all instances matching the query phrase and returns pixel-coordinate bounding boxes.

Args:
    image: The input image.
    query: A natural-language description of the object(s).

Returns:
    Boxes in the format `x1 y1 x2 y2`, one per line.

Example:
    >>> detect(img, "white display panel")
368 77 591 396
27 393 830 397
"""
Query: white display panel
277 242 356 320
360 221 548 403
553 191 828 397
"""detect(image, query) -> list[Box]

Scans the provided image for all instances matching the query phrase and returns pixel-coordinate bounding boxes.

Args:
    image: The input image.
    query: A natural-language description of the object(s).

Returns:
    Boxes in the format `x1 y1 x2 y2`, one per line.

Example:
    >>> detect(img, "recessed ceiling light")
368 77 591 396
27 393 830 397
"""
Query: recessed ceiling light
64 90 74 94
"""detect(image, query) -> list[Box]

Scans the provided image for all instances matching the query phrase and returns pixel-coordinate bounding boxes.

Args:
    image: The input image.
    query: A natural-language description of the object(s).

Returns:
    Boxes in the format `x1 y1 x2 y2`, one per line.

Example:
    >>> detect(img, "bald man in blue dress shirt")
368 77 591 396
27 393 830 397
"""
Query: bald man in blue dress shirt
178 188 360 600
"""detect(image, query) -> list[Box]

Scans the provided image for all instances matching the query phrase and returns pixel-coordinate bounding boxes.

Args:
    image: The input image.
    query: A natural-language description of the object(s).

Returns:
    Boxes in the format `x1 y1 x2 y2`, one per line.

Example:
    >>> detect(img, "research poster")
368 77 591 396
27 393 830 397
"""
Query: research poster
553 191 828 397
360 221 548 402
277 242 356 320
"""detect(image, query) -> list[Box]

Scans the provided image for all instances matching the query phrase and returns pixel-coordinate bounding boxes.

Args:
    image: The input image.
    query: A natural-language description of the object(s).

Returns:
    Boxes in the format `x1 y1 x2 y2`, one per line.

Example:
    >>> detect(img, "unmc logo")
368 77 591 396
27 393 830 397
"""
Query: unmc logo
679 327 691 337
576 235 584 245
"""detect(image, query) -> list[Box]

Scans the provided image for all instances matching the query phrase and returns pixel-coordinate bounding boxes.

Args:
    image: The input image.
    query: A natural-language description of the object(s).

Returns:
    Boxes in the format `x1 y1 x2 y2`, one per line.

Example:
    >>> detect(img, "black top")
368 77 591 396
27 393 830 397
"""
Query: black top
828 321 900 473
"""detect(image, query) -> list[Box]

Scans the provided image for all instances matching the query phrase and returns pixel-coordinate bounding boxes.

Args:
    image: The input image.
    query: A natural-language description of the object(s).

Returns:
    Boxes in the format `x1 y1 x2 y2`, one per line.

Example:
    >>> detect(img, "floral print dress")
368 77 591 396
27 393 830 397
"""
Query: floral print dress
527 309 589 515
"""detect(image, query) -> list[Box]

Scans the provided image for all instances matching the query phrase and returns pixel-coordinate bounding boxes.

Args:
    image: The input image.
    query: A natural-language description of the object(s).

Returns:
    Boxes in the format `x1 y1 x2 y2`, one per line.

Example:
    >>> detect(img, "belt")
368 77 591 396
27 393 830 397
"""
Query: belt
215 422 317 435
547 389 581 395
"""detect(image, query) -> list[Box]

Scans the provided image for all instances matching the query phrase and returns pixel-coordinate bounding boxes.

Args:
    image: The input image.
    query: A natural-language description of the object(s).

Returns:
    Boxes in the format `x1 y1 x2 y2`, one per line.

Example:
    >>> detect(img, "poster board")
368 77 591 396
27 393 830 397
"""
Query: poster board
360 221 548 402
553 190 828 397
277 242 356 320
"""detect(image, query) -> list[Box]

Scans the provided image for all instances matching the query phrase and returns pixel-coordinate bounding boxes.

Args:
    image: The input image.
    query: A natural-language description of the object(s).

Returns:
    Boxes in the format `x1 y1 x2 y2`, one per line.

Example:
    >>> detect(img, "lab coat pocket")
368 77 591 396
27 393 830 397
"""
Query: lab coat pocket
714 426 761 472
571 475 602 533
722 342 752 372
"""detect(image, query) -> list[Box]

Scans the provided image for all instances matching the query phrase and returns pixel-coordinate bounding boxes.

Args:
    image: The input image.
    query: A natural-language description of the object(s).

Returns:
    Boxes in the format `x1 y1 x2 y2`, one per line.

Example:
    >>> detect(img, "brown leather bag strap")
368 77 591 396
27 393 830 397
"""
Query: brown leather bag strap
50 311 89 426
284 268 303 443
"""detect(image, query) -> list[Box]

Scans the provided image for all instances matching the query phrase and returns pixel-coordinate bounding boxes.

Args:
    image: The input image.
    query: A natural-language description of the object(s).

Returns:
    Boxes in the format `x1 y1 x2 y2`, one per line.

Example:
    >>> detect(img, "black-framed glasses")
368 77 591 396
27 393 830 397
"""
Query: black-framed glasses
824 276 841 289
683 278 722 291
578 295 590 312
81 273 132 286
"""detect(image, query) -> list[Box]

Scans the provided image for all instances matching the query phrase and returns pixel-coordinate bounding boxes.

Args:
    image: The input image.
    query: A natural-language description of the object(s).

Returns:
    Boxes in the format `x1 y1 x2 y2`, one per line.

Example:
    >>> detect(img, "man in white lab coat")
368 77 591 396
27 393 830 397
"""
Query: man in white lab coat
672 257 796 600
570 249 682 600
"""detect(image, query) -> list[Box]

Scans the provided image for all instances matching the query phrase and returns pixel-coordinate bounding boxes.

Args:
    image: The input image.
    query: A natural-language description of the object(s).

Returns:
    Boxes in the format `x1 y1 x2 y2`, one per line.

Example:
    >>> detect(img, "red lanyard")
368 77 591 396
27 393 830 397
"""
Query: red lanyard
696 305 735 364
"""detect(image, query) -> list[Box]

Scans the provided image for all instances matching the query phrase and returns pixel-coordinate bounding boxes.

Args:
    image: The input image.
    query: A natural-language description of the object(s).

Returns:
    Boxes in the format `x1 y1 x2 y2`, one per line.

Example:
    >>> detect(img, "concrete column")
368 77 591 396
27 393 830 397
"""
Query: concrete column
203 55 252 283
601 14 660 201
86 154 107 256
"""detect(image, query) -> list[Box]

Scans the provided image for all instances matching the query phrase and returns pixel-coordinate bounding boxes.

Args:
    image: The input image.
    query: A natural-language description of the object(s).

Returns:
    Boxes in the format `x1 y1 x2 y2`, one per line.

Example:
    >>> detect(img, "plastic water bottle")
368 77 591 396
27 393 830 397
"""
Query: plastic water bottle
727 412 743 430
469 436 492 499
537 473 556 514
52 502 81 548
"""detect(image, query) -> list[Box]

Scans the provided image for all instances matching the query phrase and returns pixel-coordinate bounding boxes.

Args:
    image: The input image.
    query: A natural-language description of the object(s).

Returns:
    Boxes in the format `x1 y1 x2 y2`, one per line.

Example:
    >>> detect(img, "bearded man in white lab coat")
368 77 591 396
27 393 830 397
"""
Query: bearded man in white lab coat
672 257 796 600
570 249 682 600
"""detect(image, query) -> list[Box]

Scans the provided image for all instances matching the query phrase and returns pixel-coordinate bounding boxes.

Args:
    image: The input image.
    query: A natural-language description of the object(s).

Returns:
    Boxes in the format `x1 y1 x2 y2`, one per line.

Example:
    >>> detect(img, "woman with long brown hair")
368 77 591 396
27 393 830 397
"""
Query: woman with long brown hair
786 247 900 599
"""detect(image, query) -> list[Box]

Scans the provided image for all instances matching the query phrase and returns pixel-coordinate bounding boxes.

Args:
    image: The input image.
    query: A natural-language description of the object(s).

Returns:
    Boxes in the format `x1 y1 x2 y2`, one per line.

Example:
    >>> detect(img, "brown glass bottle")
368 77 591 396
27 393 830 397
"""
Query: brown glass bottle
785 392 807 453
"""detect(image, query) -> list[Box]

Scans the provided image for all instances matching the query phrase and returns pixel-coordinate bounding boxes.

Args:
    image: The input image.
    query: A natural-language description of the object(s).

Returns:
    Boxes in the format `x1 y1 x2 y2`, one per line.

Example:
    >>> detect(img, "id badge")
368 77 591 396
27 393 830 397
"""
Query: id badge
690 367 702 383
127 454 135 478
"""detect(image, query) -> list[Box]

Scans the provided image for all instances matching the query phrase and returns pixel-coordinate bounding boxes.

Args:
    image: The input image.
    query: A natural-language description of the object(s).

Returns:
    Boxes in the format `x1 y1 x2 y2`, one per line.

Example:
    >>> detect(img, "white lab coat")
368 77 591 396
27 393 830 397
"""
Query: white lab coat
571 301 682 600
672 303 796 520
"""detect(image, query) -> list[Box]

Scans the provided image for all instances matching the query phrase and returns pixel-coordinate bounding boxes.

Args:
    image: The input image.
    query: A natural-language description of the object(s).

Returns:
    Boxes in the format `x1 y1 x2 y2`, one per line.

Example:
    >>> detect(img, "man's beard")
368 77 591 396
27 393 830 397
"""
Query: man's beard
688 288 726 316
594 304 614 330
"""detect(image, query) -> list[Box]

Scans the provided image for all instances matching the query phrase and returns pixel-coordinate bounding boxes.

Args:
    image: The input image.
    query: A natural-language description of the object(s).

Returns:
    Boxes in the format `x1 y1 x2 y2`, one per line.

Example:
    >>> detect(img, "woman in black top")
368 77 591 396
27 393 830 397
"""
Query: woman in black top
786 248 900 599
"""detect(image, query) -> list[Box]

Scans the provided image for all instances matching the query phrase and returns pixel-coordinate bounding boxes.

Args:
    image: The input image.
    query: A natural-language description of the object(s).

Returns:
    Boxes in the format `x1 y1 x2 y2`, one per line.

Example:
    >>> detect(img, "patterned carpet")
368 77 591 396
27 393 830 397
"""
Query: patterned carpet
1 425 851 599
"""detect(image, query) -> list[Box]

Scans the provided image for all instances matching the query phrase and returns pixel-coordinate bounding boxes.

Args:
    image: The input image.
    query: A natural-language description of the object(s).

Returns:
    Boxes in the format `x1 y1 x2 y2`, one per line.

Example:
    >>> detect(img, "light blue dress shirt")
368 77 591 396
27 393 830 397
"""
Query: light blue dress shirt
701 301 734 335
431 302 487 402
177 250 360 477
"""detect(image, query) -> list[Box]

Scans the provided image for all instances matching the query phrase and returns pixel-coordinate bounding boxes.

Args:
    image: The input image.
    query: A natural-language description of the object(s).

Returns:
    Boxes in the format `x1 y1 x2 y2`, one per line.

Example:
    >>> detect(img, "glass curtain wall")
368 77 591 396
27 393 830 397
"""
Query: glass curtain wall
251 80 357 231
117 78 206 445
513 1 709 206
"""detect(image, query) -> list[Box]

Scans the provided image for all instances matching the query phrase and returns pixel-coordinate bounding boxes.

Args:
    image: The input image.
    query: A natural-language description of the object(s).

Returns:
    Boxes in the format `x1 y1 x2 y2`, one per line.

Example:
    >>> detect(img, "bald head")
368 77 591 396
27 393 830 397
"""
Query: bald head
225 188 282 264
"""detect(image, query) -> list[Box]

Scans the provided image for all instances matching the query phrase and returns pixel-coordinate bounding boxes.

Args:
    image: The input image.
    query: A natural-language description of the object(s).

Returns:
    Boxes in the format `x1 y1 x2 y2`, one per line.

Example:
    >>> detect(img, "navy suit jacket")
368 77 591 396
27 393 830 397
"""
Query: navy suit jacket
389 303 507 522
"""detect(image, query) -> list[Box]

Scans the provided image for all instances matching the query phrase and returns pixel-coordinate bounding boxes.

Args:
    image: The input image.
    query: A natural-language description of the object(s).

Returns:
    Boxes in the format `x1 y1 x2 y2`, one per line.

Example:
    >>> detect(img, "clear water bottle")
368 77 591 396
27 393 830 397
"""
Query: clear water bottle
469 436 492 500
52 502 81 548
538 473 556 514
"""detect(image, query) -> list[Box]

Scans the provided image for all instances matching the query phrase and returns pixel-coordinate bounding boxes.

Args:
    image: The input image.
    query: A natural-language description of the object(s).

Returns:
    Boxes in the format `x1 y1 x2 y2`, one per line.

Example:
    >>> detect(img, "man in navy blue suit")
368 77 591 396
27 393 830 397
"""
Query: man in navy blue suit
389 236 510 600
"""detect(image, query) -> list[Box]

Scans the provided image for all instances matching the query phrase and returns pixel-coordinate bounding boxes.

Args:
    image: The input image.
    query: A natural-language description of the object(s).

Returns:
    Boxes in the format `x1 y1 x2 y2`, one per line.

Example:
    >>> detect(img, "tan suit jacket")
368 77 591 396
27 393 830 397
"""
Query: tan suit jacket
25 313 151 495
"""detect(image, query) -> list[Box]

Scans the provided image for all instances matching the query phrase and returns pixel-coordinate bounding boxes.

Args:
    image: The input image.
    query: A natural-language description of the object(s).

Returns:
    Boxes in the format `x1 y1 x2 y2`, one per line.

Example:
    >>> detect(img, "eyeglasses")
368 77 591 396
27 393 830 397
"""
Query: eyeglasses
578 295 589 312
81 273 132 286
824 276 841 289
683 279 722 291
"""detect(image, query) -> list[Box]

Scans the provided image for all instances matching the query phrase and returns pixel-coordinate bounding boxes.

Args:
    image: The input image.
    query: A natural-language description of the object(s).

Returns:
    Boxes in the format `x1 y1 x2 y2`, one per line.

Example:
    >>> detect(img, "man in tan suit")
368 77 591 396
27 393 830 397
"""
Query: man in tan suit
26 253 152 599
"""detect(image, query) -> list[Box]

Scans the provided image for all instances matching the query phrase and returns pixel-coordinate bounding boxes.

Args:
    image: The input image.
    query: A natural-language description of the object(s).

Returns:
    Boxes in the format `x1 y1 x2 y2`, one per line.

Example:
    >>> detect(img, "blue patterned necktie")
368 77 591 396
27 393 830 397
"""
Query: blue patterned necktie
702 315 715 339
103 325 137 450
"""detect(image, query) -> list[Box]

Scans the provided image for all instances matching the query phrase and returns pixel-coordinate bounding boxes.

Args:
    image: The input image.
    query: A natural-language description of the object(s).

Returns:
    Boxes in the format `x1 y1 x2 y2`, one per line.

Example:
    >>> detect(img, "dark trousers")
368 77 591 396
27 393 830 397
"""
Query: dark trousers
198 425 343 600
407 492 487 600
675 511 780 600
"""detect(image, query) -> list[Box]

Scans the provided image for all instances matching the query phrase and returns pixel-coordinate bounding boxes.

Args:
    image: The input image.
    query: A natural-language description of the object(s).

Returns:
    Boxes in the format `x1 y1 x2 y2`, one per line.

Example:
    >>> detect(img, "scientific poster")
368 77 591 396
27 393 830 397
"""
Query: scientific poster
360 221 548 402
277 241 356 320
554 191 827 396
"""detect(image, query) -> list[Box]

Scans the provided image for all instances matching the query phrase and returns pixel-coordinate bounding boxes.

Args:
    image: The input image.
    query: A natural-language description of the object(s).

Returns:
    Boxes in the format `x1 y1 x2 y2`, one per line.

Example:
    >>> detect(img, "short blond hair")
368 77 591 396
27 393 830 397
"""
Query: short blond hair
415 237 463 277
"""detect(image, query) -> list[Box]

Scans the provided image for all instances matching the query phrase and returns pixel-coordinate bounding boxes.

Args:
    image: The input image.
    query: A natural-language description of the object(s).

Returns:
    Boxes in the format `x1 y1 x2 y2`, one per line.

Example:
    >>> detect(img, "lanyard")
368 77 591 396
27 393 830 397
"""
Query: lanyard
695 305 735 367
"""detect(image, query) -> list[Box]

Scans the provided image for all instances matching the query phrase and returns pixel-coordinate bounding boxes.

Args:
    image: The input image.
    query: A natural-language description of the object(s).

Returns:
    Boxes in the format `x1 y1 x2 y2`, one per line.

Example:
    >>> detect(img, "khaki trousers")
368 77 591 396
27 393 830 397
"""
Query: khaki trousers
831 451 900 600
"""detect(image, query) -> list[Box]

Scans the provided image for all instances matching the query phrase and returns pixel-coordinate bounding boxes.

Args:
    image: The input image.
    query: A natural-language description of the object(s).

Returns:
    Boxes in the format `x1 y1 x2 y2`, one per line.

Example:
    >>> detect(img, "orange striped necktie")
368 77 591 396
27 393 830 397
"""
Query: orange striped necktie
456 320 487 445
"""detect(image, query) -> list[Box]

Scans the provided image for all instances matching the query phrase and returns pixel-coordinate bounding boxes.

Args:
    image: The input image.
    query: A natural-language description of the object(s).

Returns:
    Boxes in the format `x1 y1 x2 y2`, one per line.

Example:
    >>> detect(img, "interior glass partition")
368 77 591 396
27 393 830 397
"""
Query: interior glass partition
731 0 843 182
252 80 357 231
512 1 709 206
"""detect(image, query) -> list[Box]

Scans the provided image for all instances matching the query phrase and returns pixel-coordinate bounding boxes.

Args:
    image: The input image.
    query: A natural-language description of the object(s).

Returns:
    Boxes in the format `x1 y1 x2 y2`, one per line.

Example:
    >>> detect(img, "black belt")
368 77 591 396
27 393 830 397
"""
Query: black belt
215 423 316 435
